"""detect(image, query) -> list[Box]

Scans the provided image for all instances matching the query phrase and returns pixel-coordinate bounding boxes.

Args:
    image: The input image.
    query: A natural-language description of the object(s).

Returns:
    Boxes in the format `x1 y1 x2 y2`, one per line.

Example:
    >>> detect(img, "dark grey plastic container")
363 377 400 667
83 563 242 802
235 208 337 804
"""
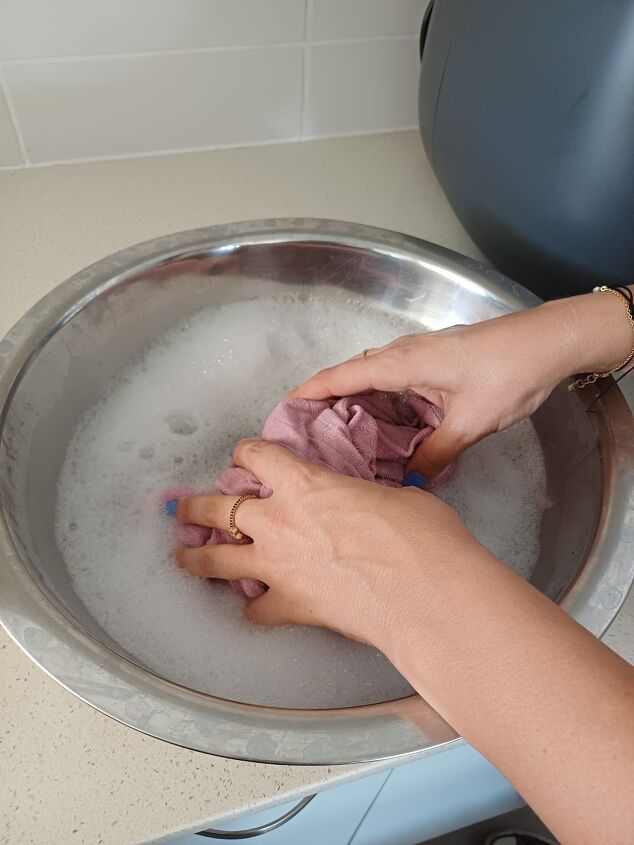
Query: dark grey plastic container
418 0 634 298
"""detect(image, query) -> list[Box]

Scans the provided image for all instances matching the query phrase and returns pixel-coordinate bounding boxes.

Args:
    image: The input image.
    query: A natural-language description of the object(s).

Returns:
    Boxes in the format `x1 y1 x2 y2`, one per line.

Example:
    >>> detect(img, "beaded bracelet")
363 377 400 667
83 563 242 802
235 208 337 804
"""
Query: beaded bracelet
568 285 634 390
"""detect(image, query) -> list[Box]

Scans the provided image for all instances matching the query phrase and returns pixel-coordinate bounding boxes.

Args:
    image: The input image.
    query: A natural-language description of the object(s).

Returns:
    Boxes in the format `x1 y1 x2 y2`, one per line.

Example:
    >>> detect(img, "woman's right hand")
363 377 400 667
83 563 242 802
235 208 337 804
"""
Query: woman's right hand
290 291 633 478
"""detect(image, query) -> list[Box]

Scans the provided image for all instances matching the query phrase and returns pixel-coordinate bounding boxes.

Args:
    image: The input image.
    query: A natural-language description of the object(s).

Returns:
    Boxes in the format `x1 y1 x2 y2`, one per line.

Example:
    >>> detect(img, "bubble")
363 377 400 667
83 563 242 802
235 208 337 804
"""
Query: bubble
164 414 197 436
55 295 547 709
435 419 546 580
599 587 622 610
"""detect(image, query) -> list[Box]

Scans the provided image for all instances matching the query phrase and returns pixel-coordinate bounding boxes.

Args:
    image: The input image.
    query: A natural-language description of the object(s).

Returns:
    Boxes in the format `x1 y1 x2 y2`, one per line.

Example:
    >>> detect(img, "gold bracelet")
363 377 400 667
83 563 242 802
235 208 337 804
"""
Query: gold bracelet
568 285 634 391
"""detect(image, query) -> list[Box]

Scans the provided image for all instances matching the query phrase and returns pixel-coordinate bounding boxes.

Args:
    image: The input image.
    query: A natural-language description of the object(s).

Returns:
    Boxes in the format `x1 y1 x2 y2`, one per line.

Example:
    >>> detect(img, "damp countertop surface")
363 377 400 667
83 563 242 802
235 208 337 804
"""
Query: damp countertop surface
1 131 633 845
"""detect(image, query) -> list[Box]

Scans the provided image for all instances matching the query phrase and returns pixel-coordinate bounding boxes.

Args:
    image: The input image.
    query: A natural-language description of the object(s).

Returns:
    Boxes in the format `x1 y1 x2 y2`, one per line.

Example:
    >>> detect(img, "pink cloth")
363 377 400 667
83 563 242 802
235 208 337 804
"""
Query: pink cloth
175 390 444 598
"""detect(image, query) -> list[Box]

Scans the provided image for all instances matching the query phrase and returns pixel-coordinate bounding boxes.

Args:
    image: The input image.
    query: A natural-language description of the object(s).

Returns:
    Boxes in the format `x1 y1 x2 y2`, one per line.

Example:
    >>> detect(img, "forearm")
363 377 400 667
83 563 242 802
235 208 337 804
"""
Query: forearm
386 546 634 845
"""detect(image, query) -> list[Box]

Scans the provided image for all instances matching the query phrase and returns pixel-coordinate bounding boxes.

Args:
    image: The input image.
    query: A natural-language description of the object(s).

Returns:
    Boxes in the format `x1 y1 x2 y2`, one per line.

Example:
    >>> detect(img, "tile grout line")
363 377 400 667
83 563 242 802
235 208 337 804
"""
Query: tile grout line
297 124 419 144
0 126 417 170
0 127 418 171
0 66 30 166
303 0 310 41
300 0 311 138
0 35 417 67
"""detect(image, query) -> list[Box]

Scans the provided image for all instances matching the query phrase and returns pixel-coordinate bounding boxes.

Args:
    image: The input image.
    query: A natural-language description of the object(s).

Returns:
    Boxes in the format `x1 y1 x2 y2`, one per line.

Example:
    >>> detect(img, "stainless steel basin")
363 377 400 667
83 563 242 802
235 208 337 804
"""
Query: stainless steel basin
1 218 633 765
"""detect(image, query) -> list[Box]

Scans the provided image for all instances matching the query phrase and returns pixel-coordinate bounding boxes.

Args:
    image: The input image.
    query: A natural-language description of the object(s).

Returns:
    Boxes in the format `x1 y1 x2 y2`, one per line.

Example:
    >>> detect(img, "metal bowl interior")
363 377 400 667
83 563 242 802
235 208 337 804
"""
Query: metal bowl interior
0 219 633 765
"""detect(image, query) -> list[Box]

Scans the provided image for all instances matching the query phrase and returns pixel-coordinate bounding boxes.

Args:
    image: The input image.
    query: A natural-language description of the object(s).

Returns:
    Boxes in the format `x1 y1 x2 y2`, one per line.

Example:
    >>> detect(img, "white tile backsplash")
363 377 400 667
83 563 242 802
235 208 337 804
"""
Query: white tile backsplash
0 0 305 59
0 0 427 166
304 38 420 138
5 47 303 162
0 82 23 165
309 0 429 40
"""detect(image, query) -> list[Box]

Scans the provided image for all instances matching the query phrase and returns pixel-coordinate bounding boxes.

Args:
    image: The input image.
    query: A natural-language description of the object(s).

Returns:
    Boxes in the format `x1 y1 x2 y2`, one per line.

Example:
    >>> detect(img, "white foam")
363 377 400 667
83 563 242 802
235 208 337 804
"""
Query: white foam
435 420 549 580
55 294 547 708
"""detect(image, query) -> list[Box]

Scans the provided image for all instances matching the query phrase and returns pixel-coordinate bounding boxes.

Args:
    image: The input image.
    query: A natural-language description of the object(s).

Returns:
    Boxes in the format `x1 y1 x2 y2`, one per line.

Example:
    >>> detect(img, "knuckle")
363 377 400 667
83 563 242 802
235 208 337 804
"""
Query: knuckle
385 342 407 359
203 501 219 524
201 546 217 574
382 346 408 369
244 439 269 459
289 461 322 487
236 438 262 458
446 416 475 446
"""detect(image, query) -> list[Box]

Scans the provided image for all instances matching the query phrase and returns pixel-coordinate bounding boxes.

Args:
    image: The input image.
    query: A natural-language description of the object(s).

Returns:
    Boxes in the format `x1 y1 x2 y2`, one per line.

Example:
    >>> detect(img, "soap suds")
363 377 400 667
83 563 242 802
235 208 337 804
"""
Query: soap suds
55 295 547 708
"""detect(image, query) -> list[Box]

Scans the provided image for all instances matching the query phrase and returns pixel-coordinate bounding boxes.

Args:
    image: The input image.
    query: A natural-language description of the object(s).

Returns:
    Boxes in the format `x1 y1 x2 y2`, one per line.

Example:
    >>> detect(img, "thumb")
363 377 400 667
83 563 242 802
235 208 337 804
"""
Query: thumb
407 412 478 479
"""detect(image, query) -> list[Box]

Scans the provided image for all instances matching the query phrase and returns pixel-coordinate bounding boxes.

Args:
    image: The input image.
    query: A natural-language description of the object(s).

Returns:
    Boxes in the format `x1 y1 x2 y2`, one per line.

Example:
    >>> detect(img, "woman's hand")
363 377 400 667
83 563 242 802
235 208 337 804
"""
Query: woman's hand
175 438 486 656
174 430 634 845
289 292 634 478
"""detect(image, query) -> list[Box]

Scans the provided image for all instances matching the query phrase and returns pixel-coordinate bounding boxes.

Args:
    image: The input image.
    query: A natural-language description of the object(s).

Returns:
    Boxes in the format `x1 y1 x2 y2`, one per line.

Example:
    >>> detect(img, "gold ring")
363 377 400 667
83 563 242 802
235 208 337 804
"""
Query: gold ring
228 494 258 540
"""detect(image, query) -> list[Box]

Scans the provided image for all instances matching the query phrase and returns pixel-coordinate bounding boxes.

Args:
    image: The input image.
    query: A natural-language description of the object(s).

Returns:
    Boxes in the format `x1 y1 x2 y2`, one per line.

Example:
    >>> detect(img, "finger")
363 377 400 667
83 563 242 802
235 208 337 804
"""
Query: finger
244 591 293 627
287 350 402 400
176 493 261 534
349 345 380 360
176 544 259 580
406 413 478 478
233 439 321 489
349 334 423 361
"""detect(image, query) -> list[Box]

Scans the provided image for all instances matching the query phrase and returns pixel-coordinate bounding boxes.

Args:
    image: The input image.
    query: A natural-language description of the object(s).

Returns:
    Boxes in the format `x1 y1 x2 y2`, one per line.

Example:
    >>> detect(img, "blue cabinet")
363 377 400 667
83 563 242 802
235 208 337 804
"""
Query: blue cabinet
159 770 389 844
350 744 522 845
157 744 521 844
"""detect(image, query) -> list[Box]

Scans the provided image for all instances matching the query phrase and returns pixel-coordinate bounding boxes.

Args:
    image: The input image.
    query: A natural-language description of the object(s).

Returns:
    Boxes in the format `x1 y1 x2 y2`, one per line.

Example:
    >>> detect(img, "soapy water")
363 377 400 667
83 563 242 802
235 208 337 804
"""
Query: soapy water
55 295 548 708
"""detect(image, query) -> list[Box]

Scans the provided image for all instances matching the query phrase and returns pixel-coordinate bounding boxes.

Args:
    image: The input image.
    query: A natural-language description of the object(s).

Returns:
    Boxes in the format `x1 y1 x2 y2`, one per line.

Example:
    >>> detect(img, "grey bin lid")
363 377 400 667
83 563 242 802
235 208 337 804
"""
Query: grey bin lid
418 0 634 298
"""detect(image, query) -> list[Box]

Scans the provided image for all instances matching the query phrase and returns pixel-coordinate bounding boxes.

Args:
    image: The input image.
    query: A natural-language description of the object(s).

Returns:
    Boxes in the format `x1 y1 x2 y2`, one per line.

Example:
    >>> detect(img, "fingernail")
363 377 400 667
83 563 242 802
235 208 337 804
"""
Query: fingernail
165 498 178 517
402 471 428 490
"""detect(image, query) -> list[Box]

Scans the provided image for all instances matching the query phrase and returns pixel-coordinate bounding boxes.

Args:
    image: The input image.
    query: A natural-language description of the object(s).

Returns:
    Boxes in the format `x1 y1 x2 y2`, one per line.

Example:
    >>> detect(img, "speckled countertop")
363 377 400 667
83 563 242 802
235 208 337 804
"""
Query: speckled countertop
1 132 633 845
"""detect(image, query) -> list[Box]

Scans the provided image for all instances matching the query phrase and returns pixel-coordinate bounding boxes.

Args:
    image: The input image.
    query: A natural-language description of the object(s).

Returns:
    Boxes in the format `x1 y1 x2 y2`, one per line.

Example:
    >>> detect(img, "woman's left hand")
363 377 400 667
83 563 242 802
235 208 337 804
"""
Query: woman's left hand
174 438 483 656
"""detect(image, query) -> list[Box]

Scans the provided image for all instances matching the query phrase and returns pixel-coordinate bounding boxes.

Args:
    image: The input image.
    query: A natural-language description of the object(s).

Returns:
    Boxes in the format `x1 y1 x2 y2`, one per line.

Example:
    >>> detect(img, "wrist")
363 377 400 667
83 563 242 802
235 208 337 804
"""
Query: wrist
380 541 553 719
380 535 498 682
550 287 634 377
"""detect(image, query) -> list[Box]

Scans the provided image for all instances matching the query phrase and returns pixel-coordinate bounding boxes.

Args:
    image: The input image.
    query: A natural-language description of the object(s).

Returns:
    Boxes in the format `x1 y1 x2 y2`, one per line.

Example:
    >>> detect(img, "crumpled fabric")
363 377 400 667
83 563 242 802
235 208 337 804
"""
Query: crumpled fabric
174 390 444 598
